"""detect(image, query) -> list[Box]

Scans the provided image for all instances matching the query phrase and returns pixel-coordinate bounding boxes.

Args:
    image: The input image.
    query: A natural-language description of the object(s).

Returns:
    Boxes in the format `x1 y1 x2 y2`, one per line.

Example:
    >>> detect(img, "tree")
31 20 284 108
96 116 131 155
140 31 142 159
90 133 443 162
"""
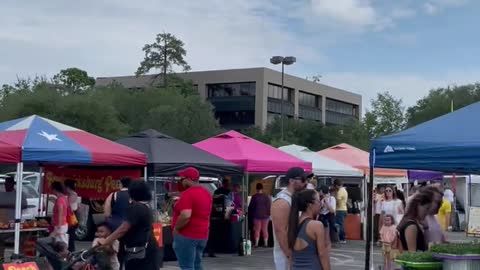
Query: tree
52 68 95 94
364 91 405 139
136 33 191 86
243 117 369 151
406 83 480 127
0 70 219 142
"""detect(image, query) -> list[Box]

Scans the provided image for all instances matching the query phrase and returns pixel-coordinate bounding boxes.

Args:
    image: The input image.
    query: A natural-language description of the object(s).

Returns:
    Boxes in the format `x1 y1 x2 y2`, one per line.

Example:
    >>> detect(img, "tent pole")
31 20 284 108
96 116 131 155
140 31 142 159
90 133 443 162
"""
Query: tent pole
153 165 158 211
37 166 43 217
243 173 248 240
14 162 24 255
365 149 375 270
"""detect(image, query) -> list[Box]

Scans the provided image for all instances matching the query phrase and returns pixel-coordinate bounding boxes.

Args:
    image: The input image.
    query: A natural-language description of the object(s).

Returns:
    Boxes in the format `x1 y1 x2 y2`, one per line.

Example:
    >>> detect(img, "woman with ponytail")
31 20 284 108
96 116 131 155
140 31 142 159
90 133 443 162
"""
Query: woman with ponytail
287 189 331 270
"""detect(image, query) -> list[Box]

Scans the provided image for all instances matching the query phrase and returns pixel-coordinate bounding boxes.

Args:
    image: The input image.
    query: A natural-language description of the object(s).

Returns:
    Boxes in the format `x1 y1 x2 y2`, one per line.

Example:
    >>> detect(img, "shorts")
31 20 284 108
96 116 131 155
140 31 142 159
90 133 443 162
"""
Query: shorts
382 243 400 259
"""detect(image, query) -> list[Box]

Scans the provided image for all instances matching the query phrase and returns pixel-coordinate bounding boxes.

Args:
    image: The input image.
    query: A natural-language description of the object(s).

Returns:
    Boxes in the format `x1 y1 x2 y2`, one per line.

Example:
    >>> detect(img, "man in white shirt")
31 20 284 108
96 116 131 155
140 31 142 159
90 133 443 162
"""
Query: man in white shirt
317 185 337 243
271 167 309 270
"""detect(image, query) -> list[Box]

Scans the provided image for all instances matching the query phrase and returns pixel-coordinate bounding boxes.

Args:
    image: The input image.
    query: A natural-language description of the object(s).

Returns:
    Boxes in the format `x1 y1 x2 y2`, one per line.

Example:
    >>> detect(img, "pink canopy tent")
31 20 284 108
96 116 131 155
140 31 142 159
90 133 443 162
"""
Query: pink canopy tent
194 130 312 173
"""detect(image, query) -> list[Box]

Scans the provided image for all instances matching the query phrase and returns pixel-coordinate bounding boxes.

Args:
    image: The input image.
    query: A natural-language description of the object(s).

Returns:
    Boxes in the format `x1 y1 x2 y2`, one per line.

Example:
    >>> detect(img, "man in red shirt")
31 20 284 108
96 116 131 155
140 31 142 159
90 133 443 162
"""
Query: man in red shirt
172 167 213 270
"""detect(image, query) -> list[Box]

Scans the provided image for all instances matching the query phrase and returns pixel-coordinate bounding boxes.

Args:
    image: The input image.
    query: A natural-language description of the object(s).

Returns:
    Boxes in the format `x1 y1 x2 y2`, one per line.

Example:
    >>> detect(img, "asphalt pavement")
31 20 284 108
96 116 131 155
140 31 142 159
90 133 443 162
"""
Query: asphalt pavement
160 232 472 270
75 231 472 270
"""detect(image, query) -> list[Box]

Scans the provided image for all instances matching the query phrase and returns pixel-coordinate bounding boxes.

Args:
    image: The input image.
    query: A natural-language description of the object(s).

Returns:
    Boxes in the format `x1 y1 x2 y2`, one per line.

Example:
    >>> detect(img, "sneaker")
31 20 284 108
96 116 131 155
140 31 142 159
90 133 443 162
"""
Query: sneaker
339 240 347 244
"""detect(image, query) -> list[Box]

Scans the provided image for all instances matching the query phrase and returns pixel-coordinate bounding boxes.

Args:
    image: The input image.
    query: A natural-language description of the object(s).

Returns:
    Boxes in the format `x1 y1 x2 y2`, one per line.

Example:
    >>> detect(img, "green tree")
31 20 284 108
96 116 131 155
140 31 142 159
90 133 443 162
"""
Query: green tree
136 33 191 86
52 68 95 94
364 91 405 139
406 83 480 127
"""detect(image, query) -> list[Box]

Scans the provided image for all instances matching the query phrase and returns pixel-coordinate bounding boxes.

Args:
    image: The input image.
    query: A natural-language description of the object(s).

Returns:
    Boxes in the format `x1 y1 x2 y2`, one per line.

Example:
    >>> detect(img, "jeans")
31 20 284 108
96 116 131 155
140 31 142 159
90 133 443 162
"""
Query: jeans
336 210 347 241
173 233 207 270
319 213 338 243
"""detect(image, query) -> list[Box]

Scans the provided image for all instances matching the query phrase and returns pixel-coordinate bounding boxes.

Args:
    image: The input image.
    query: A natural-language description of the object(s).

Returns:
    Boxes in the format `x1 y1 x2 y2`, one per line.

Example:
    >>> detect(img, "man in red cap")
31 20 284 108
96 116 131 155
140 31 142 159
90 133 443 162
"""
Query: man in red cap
172 167 213 270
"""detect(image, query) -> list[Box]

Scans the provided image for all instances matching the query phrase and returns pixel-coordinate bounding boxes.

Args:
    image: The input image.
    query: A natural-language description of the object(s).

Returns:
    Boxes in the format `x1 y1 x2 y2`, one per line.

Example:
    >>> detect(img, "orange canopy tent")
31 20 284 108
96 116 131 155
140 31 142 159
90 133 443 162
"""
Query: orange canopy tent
317 143 407 177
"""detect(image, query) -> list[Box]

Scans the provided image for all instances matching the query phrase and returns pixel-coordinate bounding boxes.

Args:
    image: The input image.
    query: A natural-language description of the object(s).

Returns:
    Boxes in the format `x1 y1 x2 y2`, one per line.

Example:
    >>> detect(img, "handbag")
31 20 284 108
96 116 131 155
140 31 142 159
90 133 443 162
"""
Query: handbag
67 205 78 227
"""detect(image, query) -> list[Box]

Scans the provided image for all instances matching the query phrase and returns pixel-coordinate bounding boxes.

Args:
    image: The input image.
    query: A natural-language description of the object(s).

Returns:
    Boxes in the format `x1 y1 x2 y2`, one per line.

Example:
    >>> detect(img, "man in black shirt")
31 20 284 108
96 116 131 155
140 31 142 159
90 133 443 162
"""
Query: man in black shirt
214 177 231 196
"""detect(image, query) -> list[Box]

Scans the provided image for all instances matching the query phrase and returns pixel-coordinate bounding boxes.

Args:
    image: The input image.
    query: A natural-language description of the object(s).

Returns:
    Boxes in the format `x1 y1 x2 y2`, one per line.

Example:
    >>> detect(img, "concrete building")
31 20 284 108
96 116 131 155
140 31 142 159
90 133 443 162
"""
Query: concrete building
96 67 362 130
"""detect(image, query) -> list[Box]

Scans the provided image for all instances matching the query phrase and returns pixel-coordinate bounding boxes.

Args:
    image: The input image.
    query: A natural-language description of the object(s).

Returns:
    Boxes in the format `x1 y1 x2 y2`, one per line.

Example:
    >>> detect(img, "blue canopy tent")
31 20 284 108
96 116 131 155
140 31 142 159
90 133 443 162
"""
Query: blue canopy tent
363 102 480 269
371 102 480 173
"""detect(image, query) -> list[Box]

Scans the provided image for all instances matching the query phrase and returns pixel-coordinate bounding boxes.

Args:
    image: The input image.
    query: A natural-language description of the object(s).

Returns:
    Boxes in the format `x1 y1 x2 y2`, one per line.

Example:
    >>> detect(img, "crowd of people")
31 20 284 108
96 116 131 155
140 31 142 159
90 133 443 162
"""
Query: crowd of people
270 167 351 270
48 177 161 270
375 183 454 270
40 168 457 270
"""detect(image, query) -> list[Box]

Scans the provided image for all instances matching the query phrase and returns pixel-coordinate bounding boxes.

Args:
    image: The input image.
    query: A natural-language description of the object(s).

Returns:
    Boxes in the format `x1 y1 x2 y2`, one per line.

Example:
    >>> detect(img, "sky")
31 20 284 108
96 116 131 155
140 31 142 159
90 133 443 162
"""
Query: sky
1 0 480 111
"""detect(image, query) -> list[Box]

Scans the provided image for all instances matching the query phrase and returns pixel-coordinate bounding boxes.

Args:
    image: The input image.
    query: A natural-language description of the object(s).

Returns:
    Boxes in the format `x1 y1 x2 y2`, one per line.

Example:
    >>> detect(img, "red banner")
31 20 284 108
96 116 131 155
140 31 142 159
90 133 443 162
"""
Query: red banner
43 167 141 199
3 262 39 270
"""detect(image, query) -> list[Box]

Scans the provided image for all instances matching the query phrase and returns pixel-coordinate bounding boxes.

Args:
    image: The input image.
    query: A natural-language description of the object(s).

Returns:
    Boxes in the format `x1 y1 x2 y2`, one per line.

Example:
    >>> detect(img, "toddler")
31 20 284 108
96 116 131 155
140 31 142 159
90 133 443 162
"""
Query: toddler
93 222 120 270
380 215 397 270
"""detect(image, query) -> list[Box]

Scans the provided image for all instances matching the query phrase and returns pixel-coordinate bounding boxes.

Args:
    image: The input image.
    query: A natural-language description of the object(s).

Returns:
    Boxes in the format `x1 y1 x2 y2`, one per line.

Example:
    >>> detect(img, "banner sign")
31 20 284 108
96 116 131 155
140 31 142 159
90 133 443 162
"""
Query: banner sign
153 223 163 247
43 167 141 199
3 262 39 270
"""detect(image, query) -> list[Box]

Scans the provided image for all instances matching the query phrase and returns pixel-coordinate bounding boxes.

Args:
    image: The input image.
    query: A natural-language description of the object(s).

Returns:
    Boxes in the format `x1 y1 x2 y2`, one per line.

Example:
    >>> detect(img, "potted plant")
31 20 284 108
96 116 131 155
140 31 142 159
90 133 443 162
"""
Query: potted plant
430 242 480 270
395 252 443 270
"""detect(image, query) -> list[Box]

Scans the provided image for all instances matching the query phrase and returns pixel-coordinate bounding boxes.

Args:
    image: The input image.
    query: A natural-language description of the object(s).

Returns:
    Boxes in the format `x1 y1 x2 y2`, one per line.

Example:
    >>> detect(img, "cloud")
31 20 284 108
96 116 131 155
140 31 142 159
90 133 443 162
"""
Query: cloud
319 70 480 112
423 0 470 15
424 3 439 15
0 0 326 83
309 0 378 30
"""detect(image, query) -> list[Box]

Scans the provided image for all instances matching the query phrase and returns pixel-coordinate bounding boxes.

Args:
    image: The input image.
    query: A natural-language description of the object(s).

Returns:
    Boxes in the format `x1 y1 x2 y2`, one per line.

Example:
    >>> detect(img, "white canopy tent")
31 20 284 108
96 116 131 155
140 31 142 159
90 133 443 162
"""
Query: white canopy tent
278 144 364 177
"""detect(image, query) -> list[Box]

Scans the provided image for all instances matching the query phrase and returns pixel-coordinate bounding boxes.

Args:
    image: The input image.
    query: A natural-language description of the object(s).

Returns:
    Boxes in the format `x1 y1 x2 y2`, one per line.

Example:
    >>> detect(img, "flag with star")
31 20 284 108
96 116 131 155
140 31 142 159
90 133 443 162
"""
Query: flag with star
0 115 146 165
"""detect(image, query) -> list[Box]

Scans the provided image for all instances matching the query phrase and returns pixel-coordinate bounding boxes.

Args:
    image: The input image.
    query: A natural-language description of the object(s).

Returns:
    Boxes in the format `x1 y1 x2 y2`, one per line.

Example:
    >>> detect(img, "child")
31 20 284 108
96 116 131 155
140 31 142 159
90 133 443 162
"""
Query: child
380 215 397 270
52 241 70 260
93 223 120 270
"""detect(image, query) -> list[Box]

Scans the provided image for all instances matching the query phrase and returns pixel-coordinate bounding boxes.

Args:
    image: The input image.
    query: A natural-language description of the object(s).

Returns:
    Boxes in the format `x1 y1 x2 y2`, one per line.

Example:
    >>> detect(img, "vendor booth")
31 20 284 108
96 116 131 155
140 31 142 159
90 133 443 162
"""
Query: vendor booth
317 143 407 241
0 115 147 259
278 144 364 177
367 102 480 269
117 129 244 259
194 131 312 250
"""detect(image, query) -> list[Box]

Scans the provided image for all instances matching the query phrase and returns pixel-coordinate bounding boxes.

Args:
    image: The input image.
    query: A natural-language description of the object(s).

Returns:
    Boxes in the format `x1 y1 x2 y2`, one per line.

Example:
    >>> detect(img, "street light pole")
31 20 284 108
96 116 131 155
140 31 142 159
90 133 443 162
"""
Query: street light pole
270 56 296 142
281 62 285 141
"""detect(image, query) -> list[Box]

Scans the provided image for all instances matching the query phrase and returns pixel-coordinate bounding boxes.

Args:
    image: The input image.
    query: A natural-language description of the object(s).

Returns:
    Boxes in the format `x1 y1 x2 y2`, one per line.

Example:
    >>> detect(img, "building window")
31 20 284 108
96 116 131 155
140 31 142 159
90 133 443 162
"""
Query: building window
207 82 255 97
326 98 356 115
215 111 255 126
299 91 319 108
268 83 293 102
267 112 280 125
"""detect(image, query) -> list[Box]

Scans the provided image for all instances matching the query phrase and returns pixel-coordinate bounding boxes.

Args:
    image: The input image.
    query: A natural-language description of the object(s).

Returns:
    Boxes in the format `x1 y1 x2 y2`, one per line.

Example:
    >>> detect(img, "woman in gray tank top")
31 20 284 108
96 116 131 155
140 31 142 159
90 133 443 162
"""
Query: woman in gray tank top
288 189 331 270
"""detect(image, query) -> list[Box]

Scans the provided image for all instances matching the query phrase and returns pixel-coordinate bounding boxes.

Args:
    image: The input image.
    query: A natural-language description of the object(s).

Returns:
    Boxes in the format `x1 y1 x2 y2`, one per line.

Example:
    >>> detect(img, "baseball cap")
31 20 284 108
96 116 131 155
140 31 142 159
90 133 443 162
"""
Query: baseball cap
178 167 200 181
285 167 310 181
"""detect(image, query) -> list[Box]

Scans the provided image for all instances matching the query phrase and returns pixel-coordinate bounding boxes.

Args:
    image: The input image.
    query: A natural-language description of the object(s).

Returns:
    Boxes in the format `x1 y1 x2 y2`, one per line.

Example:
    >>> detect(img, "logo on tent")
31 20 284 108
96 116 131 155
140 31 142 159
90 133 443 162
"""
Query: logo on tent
384 145 394 153
38 131 62 142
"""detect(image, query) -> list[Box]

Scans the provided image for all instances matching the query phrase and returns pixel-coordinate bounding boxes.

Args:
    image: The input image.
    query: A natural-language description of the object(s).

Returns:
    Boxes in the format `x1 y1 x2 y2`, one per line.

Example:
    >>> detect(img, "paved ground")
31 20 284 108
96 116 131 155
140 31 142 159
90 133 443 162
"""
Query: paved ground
75 232 472 269
160 232 472 270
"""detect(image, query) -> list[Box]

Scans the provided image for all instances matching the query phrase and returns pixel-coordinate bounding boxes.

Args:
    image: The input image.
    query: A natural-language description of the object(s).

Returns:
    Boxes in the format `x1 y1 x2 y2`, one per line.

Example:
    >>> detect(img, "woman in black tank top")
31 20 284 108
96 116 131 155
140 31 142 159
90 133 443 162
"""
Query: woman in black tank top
397 189 435 251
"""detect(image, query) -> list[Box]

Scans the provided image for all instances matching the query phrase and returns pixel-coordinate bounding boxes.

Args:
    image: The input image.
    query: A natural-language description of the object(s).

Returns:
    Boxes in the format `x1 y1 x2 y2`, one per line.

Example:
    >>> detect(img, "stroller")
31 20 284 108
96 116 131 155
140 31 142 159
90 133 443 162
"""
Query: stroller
36 237 112 270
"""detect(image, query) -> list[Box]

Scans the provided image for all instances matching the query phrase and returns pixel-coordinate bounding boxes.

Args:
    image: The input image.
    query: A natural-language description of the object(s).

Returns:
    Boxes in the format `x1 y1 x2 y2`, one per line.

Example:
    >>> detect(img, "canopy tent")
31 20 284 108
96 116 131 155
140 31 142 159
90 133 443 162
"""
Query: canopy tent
0 115 147 254
116 129 243 176
317 143 407 178
408 170 443 182
372 102 480 173
194 130 312 173
365 103 480 269
278 144 363 177
0 115 147 165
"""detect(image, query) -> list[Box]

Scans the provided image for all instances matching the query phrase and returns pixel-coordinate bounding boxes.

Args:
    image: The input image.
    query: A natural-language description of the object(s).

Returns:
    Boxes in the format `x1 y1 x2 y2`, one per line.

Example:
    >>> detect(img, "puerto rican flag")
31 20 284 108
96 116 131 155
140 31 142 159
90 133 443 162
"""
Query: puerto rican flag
0 115 146 166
